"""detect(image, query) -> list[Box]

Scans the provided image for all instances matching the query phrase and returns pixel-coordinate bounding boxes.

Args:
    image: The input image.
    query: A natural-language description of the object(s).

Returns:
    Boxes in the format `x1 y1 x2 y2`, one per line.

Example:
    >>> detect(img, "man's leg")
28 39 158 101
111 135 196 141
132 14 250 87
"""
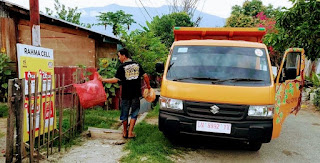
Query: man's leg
120 99 130 138
128 98 140 138
122 120 128 138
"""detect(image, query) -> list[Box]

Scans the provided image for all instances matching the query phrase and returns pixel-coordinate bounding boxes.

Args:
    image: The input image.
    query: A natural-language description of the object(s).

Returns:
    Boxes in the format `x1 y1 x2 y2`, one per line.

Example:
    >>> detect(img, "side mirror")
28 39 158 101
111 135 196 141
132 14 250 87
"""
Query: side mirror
272 66 278 79
156 62 164 73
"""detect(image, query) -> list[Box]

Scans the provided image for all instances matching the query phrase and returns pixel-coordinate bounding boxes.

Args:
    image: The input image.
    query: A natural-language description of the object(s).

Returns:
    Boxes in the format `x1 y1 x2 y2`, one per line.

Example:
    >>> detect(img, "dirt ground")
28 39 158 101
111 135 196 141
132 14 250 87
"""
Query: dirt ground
0 118 7 162
42 138 127 163
39 113 147 162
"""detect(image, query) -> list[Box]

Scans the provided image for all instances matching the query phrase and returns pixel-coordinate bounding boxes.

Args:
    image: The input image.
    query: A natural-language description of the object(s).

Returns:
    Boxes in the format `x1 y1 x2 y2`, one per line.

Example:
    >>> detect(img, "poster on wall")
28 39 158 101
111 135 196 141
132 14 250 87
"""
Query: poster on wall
17 43 55 142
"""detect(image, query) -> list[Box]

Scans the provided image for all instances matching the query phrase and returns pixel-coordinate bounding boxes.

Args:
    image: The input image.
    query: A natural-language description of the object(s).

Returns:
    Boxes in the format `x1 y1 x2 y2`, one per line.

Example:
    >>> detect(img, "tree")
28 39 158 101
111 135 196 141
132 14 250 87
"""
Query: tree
96 10 136 36
225 0 280 27
148 12 194 48
167 0 202 26
45 0 91 28
226 0 282 66
263 0 320 61
120 28 168 76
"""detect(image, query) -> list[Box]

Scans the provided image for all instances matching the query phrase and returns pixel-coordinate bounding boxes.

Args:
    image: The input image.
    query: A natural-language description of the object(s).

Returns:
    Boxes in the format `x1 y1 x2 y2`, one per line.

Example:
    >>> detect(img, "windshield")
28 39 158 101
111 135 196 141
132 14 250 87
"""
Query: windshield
166 46 271 86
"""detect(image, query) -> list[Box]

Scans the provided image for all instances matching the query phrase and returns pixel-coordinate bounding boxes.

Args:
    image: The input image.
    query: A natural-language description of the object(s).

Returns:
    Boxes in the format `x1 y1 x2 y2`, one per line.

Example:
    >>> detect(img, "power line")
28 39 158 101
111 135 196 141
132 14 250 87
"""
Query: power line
135 0 148 22
196 0 206 26
147 0 160 16
138 0 152 20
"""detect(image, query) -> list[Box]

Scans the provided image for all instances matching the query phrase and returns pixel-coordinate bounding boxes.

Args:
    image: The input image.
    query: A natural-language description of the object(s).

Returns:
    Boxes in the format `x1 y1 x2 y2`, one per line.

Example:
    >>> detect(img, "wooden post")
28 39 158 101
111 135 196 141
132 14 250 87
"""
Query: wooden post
29 0 41 46
27 78 33 163
77 72 83 132
58 74 64 151
47 77 53 158
31 77 39 161
5 79 14 163
51 74 58 154
43 79 48 145
38 77 44 152
70 74 74 139
16 79 25 162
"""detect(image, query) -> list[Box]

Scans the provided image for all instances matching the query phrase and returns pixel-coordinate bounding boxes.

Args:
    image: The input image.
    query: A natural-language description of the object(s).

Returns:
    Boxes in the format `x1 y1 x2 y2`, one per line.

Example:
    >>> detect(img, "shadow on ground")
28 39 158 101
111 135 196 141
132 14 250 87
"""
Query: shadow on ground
168 134 254 151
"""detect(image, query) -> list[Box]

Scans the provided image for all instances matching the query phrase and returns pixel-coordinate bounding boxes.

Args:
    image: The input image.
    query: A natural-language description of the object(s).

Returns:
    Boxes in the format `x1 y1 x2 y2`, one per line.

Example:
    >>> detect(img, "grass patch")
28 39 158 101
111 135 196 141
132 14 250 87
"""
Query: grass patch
58 107 121 132
0 131 5 138
121 121 180 163
0 103 8 117
84 107 121 130
145 103 159 119
121 104 183 163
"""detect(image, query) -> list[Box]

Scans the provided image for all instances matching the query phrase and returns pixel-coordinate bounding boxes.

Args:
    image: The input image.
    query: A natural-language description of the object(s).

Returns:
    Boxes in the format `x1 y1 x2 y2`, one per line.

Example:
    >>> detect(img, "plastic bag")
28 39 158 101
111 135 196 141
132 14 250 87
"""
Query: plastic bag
143 88 156 102
73 72 107 109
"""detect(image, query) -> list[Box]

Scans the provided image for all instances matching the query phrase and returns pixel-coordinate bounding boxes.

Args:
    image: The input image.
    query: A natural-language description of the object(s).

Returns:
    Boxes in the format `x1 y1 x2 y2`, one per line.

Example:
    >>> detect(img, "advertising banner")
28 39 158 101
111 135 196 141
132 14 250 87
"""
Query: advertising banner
17 43 55 142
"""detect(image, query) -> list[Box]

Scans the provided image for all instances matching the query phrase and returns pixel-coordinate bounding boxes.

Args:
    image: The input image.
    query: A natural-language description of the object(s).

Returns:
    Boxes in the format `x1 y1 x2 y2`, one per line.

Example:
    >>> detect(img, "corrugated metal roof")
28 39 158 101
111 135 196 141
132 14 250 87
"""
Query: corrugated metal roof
1 0 119 41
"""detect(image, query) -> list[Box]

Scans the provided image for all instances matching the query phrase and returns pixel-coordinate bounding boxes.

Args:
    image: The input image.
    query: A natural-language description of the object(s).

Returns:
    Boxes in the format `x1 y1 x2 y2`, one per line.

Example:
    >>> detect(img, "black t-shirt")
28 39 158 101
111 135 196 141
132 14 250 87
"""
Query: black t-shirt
115 61 145 100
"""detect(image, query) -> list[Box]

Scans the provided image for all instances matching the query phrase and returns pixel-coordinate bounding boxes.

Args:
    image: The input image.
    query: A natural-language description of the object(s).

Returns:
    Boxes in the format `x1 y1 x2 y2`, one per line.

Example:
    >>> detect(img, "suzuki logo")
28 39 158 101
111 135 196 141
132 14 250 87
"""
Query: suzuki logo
210 105 220 114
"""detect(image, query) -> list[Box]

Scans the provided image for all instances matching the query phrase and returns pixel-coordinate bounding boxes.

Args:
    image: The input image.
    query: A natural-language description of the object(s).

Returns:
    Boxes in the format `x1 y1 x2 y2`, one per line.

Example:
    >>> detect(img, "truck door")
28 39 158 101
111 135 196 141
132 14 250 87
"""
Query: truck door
272 48 305 139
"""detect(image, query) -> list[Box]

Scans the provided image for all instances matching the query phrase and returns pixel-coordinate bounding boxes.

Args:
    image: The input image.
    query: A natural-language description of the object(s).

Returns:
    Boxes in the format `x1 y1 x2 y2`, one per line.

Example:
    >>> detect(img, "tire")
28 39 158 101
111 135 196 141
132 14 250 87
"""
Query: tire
247 141 262 151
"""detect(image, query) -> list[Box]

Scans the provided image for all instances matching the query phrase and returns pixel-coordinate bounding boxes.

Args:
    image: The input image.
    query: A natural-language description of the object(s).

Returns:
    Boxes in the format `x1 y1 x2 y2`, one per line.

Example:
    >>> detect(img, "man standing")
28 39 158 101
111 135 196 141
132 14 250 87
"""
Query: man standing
99 48 151 138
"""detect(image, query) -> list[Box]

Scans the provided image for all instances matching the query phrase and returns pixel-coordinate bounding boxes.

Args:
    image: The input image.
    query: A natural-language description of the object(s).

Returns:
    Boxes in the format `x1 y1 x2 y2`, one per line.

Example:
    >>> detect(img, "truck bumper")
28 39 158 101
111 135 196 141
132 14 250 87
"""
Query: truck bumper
159 111 273 143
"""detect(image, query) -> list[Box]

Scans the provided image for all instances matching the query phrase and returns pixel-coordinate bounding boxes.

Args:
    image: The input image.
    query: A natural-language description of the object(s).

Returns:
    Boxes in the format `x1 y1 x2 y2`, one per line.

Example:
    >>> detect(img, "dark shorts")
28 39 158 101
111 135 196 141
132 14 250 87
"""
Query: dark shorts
120 98 140 121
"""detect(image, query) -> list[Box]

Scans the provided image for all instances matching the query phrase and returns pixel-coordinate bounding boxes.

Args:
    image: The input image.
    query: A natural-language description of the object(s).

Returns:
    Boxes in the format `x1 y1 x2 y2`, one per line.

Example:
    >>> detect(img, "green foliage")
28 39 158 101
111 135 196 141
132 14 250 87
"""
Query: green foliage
148 12 194 48
0 51 12 101
45 0 92 28
226 0 280 27
308 73 320 87
305 73 320 110
120 29 168 75
97 10 136 36
75 64 92 82
121 121 181 163
226 14 258 27
313 89 320 110
146 103 159 119
0 103 8 117
265 0 320 61
98 58 120 106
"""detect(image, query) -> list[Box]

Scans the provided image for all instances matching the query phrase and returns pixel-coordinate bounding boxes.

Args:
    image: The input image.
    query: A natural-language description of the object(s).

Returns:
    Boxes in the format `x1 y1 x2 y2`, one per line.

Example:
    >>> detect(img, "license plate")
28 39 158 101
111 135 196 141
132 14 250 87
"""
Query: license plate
196 121 231 134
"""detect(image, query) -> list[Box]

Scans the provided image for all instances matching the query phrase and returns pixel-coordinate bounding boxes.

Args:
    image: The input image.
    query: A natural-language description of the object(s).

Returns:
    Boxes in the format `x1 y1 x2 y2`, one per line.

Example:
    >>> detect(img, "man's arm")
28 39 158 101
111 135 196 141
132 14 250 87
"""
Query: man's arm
98 75 119 83
143 74 151 89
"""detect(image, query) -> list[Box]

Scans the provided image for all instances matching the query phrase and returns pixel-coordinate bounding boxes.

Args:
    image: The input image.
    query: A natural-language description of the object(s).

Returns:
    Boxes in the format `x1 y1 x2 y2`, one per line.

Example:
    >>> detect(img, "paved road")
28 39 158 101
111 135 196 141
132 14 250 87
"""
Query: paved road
173 107 320 163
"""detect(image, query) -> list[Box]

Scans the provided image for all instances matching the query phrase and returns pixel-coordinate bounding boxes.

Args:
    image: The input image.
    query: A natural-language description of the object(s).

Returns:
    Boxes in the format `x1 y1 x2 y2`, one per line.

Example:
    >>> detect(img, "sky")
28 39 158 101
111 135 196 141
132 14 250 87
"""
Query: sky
5 0 293 18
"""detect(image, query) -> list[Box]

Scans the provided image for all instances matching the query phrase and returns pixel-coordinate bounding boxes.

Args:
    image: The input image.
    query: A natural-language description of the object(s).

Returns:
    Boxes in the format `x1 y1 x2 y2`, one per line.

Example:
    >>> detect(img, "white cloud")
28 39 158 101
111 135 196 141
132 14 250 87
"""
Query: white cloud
89 10 100 17
79 9 88 16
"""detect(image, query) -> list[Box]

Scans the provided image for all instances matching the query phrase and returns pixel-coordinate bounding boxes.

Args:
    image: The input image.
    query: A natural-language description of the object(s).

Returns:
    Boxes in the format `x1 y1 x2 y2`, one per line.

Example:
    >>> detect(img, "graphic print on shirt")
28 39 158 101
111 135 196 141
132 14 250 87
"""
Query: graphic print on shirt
124 63 140 80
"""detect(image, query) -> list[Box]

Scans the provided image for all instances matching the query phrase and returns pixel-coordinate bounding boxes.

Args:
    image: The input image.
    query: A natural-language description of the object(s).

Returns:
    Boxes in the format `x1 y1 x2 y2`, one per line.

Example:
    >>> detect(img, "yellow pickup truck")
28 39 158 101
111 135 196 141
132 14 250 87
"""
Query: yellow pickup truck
156 27 305 151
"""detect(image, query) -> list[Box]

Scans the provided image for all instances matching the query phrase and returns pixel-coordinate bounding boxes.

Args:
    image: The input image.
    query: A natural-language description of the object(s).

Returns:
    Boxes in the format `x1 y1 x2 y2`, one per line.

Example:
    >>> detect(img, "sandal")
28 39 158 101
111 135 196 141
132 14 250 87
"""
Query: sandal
128 133 136 139
123 130 128 139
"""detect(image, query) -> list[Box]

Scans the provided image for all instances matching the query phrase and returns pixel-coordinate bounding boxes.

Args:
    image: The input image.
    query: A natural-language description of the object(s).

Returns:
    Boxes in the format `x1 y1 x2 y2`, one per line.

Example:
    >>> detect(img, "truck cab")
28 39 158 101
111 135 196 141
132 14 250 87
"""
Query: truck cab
156 27 305 151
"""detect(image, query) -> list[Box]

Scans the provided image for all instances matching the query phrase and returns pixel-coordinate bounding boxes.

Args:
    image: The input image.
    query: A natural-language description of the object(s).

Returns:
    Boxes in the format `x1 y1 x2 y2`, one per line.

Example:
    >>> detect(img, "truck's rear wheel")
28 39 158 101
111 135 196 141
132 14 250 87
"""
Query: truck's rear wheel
247 141 262 151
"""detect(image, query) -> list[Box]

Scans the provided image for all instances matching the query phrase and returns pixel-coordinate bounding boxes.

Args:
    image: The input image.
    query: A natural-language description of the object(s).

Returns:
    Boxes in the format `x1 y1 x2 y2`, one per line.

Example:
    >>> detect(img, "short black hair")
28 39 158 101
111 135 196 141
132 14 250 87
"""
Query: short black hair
118 48 130 58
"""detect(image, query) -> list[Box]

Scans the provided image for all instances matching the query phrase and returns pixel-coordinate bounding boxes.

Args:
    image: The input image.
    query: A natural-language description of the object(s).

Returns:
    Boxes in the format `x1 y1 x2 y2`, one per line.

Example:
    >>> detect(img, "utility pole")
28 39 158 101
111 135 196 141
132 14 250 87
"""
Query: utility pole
28 1 40 162
29 0 41 46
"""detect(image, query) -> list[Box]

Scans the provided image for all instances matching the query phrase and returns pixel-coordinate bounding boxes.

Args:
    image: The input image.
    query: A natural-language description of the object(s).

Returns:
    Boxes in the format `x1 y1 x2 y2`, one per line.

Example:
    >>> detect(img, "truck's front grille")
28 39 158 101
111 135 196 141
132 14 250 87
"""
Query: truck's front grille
185 101 248 120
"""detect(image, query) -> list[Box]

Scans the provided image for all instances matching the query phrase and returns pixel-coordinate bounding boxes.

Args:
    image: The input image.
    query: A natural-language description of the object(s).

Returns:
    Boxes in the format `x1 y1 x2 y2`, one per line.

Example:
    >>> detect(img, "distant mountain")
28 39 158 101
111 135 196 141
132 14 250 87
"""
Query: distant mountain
79 4 225 37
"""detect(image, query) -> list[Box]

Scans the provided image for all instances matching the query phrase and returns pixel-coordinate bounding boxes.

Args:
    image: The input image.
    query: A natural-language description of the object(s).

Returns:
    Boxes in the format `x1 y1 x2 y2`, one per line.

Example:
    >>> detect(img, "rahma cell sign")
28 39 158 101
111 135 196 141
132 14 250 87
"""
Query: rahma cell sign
17 43 56 142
